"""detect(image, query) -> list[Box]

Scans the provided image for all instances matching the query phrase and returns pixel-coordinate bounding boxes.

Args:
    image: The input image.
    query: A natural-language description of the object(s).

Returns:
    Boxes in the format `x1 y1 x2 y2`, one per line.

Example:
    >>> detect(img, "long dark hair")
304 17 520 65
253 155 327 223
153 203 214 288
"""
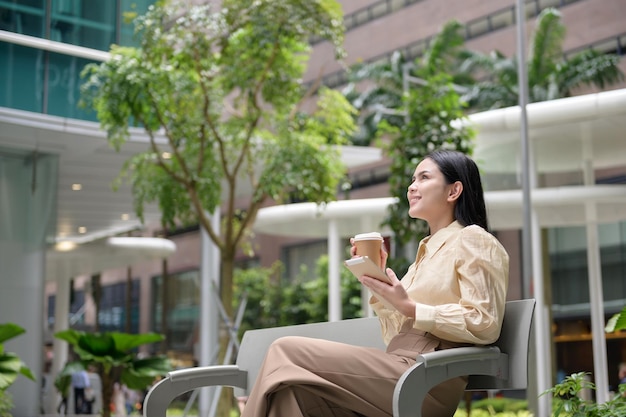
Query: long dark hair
426 149 489 230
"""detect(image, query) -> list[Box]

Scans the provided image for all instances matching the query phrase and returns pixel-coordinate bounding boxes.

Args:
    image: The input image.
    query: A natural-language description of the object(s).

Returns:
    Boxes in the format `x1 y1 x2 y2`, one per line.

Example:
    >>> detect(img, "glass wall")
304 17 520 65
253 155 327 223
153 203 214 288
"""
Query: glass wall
549 220 626 389
46 288 85 328
282 240 328 281
0 0 154 47
119 0 154 45
550 221 626 313
0 0 45 37
151 269 200 354
98 280 140 333
0 42 44 113
0 0 156 120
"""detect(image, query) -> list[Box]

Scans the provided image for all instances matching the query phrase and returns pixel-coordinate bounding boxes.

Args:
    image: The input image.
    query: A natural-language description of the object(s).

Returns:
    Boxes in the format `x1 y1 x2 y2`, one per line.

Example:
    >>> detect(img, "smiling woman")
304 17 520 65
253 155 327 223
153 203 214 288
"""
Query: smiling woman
240 149 509 417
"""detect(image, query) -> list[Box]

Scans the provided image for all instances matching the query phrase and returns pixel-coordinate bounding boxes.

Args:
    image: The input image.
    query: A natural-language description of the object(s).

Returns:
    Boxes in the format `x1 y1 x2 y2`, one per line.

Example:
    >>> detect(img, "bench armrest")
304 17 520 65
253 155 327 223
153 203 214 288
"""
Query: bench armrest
393 346 507 417
143 365 248 417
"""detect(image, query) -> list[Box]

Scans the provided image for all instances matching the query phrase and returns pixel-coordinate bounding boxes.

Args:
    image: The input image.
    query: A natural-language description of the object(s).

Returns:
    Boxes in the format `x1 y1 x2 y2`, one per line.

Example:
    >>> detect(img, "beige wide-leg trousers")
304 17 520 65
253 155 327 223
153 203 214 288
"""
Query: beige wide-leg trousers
240 324 468 417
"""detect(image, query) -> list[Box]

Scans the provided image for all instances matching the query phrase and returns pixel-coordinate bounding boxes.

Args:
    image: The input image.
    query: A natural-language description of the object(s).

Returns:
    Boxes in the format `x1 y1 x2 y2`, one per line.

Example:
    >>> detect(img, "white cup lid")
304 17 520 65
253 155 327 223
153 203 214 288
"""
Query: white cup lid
353 232 383 241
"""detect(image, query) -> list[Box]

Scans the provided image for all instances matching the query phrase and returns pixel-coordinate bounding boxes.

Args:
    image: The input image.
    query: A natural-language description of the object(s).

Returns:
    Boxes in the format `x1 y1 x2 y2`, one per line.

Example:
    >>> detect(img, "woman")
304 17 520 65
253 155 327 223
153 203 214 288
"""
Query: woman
241 149 509 417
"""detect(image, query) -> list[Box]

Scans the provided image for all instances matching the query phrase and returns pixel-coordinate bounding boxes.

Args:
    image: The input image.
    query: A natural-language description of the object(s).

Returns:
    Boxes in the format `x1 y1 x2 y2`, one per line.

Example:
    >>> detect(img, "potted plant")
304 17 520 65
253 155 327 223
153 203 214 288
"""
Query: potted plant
55 329 172 417
0 323 35 417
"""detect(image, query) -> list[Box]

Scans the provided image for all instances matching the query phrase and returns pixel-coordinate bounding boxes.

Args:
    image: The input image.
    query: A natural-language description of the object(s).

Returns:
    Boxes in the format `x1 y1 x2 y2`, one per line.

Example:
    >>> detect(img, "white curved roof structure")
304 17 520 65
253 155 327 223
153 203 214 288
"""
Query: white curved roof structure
470 88 626 174
46 236 177 281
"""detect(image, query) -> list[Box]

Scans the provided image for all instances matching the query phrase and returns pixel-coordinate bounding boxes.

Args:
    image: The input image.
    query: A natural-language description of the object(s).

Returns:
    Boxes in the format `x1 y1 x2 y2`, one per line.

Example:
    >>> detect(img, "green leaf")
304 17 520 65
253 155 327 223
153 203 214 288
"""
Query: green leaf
19 363 35 381
0 323 25 344
58 361 86 377
110 332 164 353
121 356 171 390
79 333 116 356
528 8 565 86
54 329 85 346
606 306 626 333
130 356 172 376
0 353 22 390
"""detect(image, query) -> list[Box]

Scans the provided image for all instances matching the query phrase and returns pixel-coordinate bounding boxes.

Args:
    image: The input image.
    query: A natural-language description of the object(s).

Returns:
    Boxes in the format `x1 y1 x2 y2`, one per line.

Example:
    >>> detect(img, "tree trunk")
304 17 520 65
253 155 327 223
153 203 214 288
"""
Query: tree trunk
221 251 235 318
215 251 236 417
99 367 113 417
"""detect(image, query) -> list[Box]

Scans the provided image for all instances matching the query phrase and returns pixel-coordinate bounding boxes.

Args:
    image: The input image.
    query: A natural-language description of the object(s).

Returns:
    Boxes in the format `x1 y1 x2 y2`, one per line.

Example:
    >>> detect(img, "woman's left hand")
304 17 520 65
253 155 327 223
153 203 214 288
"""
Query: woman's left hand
358 268 415 319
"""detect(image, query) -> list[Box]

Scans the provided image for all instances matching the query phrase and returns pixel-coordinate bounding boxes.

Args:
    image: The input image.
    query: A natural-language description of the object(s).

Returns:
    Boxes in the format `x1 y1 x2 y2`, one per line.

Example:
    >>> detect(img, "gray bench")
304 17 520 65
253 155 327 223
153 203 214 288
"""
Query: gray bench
144 299 535 417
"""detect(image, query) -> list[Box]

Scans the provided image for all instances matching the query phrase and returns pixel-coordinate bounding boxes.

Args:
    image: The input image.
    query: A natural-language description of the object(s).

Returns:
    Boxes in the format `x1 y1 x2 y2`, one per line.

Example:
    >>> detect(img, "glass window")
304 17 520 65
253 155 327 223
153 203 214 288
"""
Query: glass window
282 240 328 281
46 51 98 121
0 0 45 37
50 0 115 49
550 222 626 314
0 42 44 112
119 0 154 46
98 280 140 333
151 269 200 353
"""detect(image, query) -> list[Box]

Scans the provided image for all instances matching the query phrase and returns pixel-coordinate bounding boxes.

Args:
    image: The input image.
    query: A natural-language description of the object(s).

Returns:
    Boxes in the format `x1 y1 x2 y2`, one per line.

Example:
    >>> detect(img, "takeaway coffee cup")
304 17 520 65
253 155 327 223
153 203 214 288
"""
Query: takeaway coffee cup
353 232 384 267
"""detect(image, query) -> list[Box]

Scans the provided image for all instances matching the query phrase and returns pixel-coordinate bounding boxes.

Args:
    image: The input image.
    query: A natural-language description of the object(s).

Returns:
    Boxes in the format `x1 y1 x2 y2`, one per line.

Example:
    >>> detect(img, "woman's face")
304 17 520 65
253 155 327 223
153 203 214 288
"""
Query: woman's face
407 157 456 222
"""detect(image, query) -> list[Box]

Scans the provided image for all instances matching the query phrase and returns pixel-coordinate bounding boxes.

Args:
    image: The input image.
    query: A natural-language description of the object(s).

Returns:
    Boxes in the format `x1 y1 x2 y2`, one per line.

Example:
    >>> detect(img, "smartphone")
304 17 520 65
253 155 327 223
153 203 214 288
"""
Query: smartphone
344 256 391 284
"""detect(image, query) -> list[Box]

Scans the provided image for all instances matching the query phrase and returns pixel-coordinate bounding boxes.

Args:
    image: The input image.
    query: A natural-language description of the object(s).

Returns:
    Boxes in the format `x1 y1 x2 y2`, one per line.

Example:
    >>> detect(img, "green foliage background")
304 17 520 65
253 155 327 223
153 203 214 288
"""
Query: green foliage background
234 255 363 335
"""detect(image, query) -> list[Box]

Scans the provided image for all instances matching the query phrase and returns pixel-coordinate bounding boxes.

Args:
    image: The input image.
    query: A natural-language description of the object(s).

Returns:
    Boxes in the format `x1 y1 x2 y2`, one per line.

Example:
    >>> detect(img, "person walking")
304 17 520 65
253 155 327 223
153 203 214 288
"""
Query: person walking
71 369 91 414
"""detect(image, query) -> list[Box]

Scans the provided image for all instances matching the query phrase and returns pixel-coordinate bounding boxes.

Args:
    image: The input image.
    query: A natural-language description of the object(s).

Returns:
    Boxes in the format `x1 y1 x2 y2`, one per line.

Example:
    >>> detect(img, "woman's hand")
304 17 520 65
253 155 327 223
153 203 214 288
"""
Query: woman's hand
349 238 389 270
358 268 415 319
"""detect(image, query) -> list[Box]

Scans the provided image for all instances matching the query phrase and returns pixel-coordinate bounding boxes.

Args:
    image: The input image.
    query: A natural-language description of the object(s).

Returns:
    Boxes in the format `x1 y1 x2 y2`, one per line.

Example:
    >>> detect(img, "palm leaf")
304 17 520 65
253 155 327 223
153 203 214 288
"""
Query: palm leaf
555 50 624 94
420 20 465 77
54 328 84 346
461 82 517 111
110 332 165 352
121 356 172 390
528 8 565 86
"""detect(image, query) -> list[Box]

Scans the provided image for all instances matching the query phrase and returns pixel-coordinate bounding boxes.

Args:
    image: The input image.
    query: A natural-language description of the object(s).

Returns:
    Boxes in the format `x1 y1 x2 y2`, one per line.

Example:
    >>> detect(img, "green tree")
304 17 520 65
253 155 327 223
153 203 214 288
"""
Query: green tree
343 20 467 146
55 329 171 417
0 323 35 416
542 372 626 416
342 50 408 146
80 0 355 325
460 7 624 111
234 255 363 337
292 254 363 322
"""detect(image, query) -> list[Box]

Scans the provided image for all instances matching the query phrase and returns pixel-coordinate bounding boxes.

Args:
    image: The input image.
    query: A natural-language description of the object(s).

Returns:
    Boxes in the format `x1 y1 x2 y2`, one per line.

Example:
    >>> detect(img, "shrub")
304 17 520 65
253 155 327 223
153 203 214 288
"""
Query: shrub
542 371 626 416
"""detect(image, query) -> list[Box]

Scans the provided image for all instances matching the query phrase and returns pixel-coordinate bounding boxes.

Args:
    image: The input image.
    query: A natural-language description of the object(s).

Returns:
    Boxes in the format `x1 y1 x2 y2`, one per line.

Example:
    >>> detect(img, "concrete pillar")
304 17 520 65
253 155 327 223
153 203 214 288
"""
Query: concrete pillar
0 151 58 417
327 219 341 322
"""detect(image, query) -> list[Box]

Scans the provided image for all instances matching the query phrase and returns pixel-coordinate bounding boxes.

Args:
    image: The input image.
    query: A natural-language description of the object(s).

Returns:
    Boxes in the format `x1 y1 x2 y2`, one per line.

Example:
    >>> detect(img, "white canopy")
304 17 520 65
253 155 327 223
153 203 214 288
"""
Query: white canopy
46 236 177 280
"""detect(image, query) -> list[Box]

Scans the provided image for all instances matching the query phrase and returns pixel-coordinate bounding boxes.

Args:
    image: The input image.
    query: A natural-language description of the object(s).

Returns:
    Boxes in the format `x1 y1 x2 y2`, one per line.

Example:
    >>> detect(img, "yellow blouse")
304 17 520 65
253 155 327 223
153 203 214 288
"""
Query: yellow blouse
371 221 509 345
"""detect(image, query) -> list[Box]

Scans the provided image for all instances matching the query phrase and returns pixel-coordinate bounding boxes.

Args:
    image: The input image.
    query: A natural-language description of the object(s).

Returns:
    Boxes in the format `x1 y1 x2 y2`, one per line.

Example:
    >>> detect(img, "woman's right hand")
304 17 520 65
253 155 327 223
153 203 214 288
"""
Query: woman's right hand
349 238 388 270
